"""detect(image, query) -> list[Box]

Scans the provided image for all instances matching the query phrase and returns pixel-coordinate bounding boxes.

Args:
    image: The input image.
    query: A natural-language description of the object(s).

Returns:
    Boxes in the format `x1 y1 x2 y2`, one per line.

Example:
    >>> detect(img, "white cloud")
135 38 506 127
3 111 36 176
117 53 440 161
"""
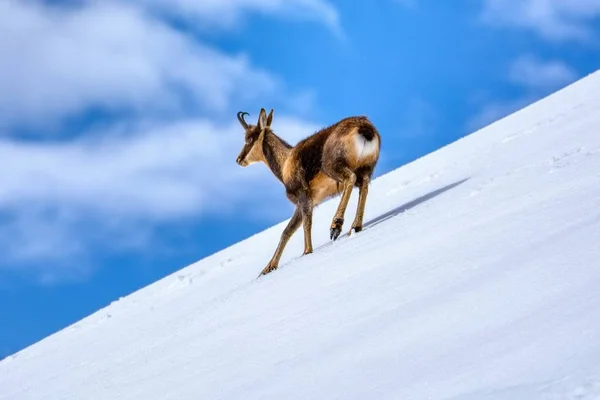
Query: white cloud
0 208 90 280
508 55 577 91
0 203 166 285
466 96 533 132
138 0 341 34
0 0 335 283
467 55 578 131
0 1 279 130
480 0 600 42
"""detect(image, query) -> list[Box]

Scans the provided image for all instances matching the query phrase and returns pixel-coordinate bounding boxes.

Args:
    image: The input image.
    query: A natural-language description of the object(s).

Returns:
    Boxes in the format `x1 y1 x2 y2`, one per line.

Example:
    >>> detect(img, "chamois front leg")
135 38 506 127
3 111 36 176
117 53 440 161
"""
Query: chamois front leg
349 174 370 235
298 193 315 255
330 169 357 240
260 207 302 276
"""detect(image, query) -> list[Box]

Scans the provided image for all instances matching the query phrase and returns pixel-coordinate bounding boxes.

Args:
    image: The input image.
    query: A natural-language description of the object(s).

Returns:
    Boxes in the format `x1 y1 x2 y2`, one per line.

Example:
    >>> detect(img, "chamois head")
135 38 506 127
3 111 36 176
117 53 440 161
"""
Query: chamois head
235 108 273 167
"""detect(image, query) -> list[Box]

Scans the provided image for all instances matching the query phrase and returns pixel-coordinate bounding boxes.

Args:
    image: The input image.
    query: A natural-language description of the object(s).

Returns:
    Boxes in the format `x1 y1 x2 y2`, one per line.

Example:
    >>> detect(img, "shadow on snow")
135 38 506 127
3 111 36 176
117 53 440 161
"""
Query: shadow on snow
315 177 470 251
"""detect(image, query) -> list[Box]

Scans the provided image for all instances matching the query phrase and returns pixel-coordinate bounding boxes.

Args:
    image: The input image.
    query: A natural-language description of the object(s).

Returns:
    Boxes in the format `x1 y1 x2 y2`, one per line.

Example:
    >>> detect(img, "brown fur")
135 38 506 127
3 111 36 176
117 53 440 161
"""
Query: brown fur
236 108 381 276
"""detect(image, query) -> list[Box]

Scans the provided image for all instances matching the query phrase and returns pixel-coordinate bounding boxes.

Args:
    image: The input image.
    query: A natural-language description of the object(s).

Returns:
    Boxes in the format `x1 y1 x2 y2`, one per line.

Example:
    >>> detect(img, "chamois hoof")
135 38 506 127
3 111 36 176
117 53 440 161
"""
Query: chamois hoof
260 263 278 276
348 225 362 236
330 227 340 240
330 218 344 240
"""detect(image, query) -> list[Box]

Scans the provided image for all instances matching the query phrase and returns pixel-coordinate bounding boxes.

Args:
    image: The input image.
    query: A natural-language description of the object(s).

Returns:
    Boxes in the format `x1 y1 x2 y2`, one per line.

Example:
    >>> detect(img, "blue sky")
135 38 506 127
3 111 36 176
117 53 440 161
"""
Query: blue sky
1 0 600 360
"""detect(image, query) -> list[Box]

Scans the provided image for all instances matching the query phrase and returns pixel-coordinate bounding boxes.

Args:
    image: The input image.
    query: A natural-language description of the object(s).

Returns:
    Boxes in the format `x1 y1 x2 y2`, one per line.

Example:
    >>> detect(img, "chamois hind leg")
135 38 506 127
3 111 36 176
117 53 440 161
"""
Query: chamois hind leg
349 171 371 235
329 167 357 240
261 206 303 276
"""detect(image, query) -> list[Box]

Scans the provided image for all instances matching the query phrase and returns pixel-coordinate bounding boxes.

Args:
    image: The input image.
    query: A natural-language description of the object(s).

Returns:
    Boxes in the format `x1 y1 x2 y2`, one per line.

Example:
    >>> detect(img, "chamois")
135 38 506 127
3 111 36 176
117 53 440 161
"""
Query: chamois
236 108 381 276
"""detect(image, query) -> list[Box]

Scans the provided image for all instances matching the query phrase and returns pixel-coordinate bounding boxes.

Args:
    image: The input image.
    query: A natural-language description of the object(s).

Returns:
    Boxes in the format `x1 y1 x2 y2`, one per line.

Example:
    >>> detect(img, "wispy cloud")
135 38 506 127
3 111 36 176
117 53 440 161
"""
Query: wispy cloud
466 96 534 133
393 0 418 10
138 0 341 34
480 0 600 43
0 0 334 284
467 55 578 131
397 98 439 139
0 208 92 284
508 54 577 91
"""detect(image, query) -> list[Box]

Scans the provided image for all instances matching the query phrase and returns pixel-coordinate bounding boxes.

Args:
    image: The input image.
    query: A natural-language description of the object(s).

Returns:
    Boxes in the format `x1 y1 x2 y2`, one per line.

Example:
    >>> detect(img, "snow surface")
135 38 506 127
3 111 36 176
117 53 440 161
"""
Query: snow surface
2 71 600 400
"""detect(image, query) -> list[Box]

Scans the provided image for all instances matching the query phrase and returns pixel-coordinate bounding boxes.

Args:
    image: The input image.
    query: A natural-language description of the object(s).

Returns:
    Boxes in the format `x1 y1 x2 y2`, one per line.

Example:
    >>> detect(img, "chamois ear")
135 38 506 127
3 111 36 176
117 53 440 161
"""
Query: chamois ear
258 108 268 130
266 108 274 127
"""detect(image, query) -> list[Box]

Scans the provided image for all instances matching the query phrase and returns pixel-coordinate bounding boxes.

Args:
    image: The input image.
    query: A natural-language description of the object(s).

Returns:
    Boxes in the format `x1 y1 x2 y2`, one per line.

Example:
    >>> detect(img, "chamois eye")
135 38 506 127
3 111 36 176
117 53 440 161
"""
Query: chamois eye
246 136 253 144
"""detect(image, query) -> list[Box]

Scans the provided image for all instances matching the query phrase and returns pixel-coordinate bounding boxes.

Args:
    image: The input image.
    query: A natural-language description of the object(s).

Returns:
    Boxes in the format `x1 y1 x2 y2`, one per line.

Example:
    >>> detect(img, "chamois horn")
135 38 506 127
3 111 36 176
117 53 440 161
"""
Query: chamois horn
237 111 250 129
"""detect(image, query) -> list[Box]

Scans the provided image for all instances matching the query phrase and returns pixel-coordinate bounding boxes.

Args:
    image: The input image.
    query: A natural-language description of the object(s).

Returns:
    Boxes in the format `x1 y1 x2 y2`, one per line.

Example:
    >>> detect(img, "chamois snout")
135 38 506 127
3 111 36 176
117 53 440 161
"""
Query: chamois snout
236 154 248 166
236 147 249 166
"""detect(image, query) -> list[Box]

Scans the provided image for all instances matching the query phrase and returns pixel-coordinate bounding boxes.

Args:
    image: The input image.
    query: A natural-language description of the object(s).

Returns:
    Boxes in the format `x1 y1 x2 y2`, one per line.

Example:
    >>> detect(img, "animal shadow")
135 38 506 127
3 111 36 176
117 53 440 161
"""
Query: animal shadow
316 177 470 250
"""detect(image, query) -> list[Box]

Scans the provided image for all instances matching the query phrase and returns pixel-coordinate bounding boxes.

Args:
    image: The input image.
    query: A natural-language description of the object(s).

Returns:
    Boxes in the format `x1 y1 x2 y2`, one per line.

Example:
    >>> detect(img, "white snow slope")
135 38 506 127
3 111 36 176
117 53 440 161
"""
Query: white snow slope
2 71 600 400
